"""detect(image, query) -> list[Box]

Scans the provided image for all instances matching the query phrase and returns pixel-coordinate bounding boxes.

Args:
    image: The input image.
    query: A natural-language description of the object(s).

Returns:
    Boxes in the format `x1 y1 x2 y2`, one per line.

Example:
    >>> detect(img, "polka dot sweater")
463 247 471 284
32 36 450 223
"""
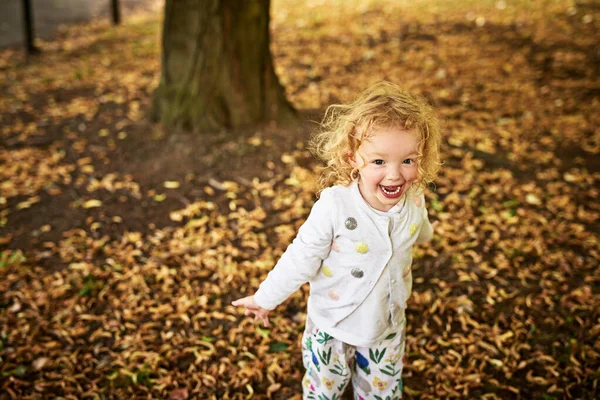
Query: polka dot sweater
254 182 433 346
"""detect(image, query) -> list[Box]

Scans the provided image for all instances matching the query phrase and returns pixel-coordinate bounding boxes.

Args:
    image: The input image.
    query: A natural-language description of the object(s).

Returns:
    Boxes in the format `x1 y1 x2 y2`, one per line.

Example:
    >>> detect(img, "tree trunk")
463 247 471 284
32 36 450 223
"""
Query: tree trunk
151 0 296 132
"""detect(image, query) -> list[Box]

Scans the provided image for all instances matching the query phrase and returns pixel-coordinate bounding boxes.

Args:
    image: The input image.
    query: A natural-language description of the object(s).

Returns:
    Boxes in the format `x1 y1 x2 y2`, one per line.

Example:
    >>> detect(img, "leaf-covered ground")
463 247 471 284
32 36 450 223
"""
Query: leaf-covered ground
1 0 599 399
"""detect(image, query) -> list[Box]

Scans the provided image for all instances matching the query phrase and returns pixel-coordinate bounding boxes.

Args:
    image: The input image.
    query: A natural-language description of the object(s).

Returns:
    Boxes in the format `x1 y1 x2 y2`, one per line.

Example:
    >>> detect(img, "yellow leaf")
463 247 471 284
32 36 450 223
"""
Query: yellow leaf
77 157 93 165
285 176 300 186
488 359 504 368
256 326 270 339
267 383 281 398
164 181 180 189
16 196 40 210
563 173 578 182
498 331 514 342
83 199 102 208
248 136 262 146
170 212 183 222
525 194 541 205
80 165 94 174
404 386 422 396
281 154 294 164
16 201 32 210
154 194 167 202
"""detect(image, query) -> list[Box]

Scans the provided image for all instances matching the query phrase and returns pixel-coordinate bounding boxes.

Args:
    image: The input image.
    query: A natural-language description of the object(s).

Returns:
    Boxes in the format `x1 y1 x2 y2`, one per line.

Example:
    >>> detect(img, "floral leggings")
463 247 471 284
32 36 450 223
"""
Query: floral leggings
301 319 406 400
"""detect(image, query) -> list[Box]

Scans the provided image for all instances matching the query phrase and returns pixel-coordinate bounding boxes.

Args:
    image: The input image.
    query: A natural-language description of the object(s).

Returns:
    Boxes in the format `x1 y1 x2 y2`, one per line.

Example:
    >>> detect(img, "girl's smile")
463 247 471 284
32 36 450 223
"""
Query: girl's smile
351 127 419 211
380 185 403 198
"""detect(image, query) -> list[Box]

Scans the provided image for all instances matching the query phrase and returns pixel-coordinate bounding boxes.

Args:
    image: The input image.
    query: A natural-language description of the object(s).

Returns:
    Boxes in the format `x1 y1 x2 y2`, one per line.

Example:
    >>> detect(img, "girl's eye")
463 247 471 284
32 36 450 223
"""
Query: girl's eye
374 159 385 165
403 158 414 165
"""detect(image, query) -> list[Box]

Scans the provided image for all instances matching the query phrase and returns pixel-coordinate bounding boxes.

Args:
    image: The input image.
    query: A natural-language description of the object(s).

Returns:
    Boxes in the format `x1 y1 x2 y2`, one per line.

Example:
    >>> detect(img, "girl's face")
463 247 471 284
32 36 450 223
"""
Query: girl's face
351 127 419 212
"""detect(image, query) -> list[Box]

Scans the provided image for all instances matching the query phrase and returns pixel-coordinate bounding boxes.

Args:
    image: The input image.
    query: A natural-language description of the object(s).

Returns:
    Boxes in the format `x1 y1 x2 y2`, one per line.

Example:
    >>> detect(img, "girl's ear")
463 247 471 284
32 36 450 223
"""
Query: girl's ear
347 151 357 168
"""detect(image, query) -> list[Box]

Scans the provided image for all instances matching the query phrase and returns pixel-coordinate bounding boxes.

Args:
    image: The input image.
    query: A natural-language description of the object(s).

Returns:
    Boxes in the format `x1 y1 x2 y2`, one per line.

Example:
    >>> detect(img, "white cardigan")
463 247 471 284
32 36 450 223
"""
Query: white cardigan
254 182 433 345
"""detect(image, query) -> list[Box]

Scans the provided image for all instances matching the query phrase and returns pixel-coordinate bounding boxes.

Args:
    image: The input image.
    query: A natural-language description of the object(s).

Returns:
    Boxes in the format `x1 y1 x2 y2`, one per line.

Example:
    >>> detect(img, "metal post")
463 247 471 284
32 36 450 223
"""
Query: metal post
111 0 121 25
22 0 39 55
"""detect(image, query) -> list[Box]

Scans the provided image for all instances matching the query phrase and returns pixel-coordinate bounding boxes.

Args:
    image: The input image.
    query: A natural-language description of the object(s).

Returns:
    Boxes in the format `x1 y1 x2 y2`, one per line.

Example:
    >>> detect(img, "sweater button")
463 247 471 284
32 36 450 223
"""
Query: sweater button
351 268 364 278
345 217 358 230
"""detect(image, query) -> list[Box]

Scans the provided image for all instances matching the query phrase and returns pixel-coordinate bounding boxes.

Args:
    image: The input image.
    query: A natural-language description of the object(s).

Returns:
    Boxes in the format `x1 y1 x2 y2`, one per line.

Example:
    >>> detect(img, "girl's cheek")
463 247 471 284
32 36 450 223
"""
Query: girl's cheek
407 168 419 181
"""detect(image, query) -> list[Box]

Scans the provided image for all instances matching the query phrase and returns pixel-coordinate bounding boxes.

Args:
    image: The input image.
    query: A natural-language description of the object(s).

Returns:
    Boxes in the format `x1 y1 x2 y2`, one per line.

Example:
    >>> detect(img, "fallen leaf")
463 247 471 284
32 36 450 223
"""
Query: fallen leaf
82 199 102 208
164 181 180 189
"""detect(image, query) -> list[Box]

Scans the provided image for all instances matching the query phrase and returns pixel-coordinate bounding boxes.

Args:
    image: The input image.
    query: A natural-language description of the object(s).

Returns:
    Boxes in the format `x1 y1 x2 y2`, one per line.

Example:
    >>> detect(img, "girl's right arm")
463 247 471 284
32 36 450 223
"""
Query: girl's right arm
233 189 336 317
231 295 270 327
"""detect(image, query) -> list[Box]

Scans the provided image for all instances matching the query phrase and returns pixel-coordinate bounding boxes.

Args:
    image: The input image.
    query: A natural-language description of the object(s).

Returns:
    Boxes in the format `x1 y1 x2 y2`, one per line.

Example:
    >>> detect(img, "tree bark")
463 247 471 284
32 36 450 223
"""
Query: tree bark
151 0 296 132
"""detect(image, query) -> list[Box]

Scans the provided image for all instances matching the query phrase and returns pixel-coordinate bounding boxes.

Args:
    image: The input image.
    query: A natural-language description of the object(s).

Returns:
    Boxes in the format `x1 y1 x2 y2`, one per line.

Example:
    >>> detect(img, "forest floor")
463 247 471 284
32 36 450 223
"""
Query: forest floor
1 0 599 399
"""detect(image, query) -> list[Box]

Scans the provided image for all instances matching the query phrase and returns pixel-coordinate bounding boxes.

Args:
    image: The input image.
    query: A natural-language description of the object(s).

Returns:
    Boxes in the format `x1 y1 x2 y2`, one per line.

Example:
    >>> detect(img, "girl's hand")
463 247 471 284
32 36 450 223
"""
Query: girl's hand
231 295 271 327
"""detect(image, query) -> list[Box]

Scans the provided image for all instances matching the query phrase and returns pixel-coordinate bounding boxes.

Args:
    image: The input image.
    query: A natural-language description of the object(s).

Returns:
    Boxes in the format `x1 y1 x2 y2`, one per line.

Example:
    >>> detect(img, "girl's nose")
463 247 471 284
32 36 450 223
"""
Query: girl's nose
388 167 401 180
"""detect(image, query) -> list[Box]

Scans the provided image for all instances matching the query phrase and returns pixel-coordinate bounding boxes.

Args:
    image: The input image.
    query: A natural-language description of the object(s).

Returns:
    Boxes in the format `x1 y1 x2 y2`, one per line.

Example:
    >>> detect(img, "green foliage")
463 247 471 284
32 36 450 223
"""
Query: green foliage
269 341 289 352
0 250 26 269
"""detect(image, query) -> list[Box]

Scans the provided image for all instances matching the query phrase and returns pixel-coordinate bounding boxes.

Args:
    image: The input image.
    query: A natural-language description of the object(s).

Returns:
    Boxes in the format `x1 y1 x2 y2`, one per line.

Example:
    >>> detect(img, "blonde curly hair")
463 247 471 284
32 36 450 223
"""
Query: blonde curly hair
309 81 442 192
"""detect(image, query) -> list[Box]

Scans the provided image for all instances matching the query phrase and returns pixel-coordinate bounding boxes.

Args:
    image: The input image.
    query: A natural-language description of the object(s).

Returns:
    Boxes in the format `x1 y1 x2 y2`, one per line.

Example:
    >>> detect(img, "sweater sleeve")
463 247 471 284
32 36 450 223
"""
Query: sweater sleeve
253 189 335 310
415 195 434 245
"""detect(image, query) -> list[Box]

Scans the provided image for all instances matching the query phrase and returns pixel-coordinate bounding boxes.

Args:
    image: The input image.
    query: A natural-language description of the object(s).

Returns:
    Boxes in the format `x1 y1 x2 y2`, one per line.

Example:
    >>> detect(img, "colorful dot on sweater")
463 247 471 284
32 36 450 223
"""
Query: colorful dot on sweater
329 290 339 300
345 217 358 230
403 265 411 277
322 266 333 277
331 241 340 252
356 242 369 253
410 223 418 236
413 196 422 207
351 268 364 278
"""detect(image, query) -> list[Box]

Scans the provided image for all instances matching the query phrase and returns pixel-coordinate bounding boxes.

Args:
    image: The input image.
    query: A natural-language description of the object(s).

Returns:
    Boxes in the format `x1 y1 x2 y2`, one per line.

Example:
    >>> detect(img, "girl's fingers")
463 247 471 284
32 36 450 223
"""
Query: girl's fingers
245 308 262 320
231 297 244 306
231 296 251 307
234 302 269 325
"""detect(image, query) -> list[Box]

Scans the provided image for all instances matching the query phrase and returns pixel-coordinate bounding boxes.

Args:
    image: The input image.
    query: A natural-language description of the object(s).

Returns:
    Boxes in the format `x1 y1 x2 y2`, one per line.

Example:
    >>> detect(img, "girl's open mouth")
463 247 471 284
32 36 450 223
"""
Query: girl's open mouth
380 185 403 198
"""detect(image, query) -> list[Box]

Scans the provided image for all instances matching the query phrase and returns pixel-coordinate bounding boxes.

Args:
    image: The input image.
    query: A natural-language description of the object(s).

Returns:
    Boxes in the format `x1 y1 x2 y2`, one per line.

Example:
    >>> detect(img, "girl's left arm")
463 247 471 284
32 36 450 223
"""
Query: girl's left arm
415 195 434 245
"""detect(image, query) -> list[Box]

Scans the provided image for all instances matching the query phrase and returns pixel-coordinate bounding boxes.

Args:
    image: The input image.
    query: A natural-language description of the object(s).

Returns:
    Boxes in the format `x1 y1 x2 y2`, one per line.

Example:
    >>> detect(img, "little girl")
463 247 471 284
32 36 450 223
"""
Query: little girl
233 81 442 399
